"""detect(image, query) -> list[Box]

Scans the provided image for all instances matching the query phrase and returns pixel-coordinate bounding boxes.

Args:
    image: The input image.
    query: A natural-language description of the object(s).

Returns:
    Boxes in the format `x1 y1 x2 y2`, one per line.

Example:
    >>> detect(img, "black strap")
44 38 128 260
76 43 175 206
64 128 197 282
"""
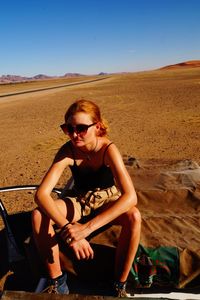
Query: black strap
103 142 114 165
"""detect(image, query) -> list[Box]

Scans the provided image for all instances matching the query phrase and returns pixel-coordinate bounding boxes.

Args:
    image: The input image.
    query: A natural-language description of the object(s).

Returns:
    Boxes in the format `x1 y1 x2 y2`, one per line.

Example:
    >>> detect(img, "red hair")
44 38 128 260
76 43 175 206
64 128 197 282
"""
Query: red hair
65 99 108 137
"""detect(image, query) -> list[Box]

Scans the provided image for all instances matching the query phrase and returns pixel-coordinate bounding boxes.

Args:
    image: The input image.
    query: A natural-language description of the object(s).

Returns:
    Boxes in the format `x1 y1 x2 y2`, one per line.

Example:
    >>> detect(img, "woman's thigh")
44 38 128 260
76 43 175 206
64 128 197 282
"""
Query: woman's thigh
55 197 82 223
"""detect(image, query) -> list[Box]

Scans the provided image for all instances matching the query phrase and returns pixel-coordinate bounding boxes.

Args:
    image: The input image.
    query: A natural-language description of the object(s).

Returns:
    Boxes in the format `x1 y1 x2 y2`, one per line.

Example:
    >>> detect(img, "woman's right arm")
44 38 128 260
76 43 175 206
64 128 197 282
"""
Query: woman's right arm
35 145 71 229
35 144 94 260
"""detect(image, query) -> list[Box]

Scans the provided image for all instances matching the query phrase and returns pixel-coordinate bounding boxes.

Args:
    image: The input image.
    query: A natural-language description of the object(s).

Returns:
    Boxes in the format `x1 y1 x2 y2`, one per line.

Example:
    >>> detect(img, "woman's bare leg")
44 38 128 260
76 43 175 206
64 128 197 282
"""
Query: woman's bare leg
31 199 79 279
114 206 141 282
32 208 62 278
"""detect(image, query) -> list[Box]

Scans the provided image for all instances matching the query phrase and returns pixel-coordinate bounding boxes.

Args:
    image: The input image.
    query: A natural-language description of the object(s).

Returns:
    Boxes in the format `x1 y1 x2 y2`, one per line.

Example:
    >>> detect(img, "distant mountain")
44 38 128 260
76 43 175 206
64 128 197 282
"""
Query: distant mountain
0 74 52 83
62 73 84 77
0 74 30 83
160 60 200 70
0 73 85 83
98 72 108 75
32 74 52 80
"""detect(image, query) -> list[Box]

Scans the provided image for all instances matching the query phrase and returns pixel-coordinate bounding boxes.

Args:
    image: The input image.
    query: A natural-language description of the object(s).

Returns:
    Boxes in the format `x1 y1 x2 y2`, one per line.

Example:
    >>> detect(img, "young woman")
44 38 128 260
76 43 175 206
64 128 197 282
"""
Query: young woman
32 99 141 297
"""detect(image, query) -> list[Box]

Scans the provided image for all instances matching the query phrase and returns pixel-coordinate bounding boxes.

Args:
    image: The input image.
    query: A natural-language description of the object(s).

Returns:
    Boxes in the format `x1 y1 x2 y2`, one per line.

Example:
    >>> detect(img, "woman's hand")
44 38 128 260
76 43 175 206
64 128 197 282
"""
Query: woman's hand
68 238 94 260
60 222 91 243
60 222 94 260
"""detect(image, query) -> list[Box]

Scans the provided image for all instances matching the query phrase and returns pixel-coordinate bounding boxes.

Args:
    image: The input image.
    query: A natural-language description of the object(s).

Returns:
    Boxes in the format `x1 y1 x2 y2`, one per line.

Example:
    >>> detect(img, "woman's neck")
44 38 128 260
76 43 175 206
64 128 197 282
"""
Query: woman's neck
78 138 99 160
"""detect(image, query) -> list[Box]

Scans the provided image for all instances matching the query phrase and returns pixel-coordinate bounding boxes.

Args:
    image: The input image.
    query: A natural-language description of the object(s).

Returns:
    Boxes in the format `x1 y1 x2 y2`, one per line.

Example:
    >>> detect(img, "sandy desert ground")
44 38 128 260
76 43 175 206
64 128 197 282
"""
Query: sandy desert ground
0 68 200 292
0 68 200 212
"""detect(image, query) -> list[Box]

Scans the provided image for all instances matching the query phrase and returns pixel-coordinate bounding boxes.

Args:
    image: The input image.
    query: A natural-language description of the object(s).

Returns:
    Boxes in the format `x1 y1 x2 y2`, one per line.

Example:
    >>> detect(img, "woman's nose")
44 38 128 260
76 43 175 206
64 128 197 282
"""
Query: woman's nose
72 131 78 138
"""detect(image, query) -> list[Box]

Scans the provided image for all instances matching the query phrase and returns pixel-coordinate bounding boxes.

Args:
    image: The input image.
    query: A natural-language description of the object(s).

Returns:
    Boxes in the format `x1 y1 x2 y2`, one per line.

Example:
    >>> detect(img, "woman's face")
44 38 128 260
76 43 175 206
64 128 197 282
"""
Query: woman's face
67 112 98 147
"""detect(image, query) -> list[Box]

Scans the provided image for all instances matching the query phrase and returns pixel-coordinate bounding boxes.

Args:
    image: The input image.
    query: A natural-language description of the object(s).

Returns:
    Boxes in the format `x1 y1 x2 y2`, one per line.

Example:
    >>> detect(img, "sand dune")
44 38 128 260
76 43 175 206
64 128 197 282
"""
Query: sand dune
160 60 200 70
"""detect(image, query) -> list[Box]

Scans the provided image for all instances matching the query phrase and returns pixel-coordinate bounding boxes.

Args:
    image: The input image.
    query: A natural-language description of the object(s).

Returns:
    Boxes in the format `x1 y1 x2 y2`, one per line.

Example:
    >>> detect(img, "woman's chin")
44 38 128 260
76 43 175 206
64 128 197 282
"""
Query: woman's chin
72 139 84 147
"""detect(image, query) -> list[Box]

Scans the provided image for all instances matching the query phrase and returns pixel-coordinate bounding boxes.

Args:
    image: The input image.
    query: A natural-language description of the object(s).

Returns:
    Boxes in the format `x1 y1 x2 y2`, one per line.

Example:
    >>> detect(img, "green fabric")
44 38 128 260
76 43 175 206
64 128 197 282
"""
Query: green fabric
130 244 179 288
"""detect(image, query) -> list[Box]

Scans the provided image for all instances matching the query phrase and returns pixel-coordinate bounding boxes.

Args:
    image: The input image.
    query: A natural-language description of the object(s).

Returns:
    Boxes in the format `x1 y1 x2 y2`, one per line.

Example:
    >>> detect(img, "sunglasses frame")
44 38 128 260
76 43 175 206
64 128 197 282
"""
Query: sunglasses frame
60 122 97 135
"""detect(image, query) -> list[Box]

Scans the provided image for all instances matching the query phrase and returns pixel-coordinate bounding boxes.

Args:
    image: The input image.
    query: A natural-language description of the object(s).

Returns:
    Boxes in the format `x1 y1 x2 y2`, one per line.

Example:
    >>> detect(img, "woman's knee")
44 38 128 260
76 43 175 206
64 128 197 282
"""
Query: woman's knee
32 207 45 226
121 206 141 227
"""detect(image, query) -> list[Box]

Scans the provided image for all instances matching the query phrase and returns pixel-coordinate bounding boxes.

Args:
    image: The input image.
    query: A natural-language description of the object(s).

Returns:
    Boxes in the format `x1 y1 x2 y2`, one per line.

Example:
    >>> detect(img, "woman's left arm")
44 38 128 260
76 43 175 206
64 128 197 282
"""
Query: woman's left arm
88 143 137 230
67 143 137 242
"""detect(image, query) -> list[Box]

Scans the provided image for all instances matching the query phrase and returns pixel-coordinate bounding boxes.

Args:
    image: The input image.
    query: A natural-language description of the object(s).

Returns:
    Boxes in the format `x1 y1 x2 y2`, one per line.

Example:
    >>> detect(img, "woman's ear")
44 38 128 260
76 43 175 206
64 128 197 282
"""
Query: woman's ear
96 122 100 129
95 122 101 134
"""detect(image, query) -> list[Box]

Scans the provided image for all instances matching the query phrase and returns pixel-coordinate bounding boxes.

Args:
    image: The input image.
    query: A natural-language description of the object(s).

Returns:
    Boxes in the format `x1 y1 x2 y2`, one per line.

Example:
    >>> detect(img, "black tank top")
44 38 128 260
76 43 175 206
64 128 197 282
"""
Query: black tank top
69 142 115 191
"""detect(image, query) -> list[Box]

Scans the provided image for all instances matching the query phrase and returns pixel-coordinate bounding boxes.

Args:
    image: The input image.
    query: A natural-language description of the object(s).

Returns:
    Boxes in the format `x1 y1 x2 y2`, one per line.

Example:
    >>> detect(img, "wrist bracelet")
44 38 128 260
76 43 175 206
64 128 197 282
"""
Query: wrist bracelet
60 222 71 233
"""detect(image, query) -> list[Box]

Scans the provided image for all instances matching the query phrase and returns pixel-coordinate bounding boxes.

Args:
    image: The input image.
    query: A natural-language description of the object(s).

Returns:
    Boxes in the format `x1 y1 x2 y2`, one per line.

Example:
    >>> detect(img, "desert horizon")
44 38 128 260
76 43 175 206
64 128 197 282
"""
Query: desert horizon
1 59 200 84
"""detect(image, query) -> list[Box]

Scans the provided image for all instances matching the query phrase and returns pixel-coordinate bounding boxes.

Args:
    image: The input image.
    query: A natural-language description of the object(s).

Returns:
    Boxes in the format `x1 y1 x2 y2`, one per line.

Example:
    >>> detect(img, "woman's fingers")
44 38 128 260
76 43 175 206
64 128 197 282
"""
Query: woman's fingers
61 222 88 242
70 239 94 260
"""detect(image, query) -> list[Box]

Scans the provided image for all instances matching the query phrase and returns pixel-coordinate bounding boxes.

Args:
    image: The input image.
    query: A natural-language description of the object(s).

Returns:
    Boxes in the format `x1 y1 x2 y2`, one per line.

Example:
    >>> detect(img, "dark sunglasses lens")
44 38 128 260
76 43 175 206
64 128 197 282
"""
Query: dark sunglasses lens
61 123 90 135
76 124 88 134
66 124 74 134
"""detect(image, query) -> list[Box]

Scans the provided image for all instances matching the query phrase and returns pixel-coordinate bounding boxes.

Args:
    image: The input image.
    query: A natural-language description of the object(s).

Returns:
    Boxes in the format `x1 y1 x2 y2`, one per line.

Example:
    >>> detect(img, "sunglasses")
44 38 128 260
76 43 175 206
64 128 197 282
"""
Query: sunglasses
60 122 97 135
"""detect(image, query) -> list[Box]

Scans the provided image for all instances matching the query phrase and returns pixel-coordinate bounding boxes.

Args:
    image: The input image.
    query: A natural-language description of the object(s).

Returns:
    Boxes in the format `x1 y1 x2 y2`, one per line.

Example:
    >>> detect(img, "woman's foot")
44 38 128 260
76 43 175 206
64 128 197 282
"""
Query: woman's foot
42 272 69 294
113 281 128 298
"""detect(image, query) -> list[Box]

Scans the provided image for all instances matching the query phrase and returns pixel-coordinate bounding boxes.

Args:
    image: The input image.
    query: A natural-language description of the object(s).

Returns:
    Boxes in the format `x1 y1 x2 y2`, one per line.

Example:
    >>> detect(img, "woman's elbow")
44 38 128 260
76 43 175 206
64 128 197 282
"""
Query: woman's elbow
133 190 138 206
34 188 46 206
34 190 40 206
128 190 138 207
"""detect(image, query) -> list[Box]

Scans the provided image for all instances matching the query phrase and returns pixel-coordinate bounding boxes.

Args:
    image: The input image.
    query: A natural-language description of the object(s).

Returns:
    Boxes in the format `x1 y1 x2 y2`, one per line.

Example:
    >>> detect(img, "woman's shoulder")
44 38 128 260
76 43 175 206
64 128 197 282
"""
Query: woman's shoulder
99 137 113 147
98 137 118 153
101 137 118 149
53 140 73 163
98 138 117 162
57 140 72 153
99 138 122 163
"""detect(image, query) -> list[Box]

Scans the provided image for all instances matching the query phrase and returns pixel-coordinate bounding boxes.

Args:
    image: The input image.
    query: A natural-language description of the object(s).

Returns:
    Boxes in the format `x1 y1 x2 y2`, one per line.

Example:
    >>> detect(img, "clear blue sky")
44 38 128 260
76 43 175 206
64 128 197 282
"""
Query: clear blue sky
0 0 200 77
